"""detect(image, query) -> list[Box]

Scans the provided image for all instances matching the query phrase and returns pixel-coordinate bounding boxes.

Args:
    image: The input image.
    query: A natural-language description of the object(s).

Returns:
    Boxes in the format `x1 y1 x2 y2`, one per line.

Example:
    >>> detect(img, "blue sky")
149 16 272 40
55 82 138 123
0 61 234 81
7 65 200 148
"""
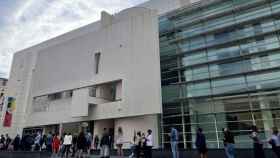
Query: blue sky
0 0 148 78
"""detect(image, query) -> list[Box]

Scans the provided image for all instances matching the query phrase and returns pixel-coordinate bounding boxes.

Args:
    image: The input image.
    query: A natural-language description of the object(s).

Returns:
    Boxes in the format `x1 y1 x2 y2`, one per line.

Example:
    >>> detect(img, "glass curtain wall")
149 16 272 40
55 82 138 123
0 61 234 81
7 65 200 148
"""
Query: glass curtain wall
160 0 280 149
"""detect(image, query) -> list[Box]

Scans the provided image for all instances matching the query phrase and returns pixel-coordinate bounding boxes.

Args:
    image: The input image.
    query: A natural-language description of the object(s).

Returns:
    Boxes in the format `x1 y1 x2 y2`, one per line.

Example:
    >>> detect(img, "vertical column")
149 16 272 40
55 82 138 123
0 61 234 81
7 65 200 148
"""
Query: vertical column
181 102 187 149
258 96 274 139
59 123 63 137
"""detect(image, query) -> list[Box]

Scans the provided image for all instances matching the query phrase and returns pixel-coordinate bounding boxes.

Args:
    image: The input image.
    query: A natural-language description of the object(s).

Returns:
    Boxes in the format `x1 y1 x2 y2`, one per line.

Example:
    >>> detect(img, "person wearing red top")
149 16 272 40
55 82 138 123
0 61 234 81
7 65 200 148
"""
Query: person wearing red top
52 134 60 156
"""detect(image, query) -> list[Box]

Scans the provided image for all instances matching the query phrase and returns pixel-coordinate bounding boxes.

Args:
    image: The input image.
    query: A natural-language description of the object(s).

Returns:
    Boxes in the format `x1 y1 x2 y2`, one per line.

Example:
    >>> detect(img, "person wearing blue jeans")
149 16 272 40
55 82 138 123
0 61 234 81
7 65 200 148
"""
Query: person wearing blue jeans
223 128 235 158
170 127 179 158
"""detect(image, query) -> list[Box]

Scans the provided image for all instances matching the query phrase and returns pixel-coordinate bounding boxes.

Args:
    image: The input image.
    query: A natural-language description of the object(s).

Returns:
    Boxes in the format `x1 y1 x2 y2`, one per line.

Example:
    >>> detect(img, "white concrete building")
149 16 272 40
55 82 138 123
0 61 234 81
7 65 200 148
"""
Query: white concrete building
1 6 163 147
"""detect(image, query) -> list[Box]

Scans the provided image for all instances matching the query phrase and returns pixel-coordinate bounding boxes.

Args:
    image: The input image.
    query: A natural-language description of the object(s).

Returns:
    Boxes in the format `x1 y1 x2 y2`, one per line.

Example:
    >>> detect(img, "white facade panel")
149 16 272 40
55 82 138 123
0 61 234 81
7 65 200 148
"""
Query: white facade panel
1 7 162 140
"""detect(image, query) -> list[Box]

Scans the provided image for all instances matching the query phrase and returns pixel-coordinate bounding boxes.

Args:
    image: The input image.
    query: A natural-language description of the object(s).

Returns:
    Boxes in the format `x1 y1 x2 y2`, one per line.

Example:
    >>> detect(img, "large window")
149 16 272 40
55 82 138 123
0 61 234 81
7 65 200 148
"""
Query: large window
160 0 280 149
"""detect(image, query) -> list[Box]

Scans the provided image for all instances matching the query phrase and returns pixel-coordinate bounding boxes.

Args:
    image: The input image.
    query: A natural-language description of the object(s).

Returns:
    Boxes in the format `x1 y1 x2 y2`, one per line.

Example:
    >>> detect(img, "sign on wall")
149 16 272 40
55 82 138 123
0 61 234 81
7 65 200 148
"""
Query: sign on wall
2 97 16 127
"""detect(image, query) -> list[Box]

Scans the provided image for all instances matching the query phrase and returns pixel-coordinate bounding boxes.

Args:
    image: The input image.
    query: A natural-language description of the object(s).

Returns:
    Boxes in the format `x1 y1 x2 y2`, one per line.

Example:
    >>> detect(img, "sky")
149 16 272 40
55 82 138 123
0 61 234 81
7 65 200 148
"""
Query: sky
0 0 148 78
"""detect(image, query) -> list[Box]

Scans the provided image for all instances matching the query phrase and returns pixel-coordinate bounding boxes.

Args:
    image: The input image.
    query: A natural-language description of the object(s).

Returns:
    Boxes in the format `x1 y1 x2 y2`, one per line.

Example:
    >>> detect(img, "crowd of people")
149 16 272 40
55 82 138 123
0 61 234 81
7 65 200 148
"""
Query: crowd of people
170 126 280 158
1 125 280 158
0 131 93 158
0 127 154 158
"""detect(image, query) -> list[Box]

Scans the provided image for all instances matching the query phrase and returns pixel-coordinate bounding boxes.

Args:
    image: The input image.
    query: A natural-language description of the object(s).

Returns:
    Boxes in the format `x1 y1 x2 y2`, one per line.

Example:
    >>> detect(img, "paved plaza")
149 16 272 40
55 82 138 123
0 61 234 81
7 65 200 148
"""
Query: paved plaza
0 149 278 158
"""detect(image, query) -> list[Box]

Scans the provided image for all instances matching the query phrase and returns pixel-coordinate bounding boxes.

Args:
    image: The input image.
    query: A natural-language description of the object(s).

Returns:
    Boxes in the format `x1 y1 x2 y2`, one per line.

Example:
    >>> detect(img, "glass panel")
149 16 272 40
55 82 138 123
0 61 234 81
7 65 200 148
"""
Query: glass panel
160 44 177 56
212 77 247 95
247 71 280 91
181 50 207 66
208 45 241 61
271 1 280 14
251 92 280 110
162 85 180 103
184 66 209 81
188 98 213 115
235 5 271 23
213 95 250 113
202 1 233 17
209 60 250 78
163 102 182 116
184 81 211 97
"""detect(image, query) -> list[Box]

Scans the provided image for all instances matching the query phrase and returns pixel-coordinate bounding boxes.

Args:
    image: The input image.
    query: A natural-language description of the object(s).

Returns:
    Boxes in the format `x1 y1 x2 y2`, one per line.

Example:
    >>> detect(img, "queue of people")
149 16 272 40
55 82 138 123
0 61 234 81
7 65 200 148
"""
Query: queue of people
1 126 280 158
169 126 280 158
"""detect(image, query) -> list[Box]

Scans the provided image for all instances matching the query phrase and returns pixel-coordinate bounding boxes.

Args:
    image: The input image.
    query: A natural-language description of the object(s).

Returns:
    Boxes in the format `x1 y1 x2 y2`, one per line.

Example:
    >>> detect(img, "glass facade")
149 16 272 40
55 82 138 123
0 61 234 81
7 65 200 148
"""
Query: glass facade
159 0 280 149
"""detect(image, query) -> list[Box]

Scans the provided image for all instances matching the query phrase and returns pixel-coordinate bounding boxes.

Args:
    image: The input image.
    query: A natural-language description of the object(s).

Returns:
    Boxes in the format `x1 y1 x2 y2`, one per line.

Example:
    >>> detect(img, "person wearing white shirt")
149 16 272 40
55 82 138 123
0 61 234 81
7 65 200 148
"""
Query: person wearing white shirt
145 129 153 158
63 133 72 158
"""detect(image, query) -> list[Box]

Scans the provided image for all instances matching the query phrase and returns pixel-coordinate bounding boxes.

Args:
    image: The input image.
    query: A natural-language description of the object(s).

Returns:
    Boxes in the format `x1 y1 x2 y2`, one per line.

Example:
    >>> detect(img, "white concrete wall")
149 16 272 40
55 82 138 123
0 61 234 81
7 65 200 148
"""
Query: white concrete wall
93 114 159 149
114 114 160 148
1 7 162 136
93 119 114 139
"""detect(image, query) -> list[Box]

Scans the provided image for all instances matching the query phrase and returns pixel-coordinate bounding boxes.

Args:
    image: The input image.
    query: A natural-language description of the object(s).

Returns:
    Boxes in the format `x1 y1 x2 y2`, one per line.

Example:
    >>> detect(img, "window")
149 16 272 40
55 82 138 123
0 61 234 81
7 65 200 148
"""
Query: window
89 87 97 97
64 90 73 98
2 80 7 86
48 93 62 101
94 52 101 74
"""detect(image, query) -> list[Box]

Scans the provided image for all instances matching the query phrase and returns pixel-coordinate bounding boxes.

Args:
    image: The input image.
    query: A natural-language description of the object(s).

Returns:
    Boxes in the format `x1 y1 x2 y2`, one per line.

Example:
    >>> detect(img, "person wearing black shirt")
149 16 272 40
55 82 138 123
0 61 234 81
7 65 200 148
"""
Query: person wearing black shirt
100 128 110 158
195 128 208 158
77 132 86 158
223 128 235 158
5 134 12 150
13 134 21 151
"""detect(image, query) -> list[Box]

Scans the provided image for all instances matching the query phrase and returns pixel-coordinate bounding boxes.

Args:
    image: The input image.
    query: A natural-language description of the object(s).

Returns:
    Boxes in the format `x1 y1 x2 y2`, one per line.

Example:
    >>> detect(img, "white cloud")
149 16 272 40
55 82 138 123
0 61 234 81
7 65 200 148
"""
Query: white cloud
0 0 148 78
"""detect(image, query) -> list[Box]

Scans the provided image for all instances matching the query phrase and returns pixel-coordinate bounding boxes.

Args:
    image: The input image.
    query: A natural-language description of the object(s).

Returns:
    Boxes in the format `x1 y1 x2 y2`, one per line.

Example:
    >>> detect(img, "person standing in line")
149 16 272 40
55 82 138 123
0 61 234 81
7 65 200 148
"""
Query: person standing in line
52 133 60 158
94 135 99 150
116 127 124 157
0 134 5 150
195 128 208 158
129 131 137 158
170 127 179 158
25 133 34 151
223 128 235 158
77 132 87 158
85 132 92 157
46 132 53 153
63 133 72 158
59 133 65 157
12 134 21 151
71 134 78 157
34 132 42 151
5 134 12 151
109 128 114 149
268 127 280 158
135 131 143 158
145 129 153 158
250 126 266 158
100 128 110 158
41 134 47 150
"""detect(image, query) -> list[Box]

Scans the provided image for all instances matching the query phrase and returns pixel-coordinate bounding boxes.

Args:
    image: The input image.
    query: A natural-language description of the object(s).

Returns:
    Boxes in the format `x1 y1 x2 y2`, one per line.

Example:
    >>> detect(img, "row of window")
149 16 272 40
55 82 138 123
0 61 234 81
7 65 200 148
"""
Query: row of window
161 110 280 148
162 50 280 84
164 92 280 114
160 0 280 39
162 70 280 100
160 19 280 57
171 0 267 29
